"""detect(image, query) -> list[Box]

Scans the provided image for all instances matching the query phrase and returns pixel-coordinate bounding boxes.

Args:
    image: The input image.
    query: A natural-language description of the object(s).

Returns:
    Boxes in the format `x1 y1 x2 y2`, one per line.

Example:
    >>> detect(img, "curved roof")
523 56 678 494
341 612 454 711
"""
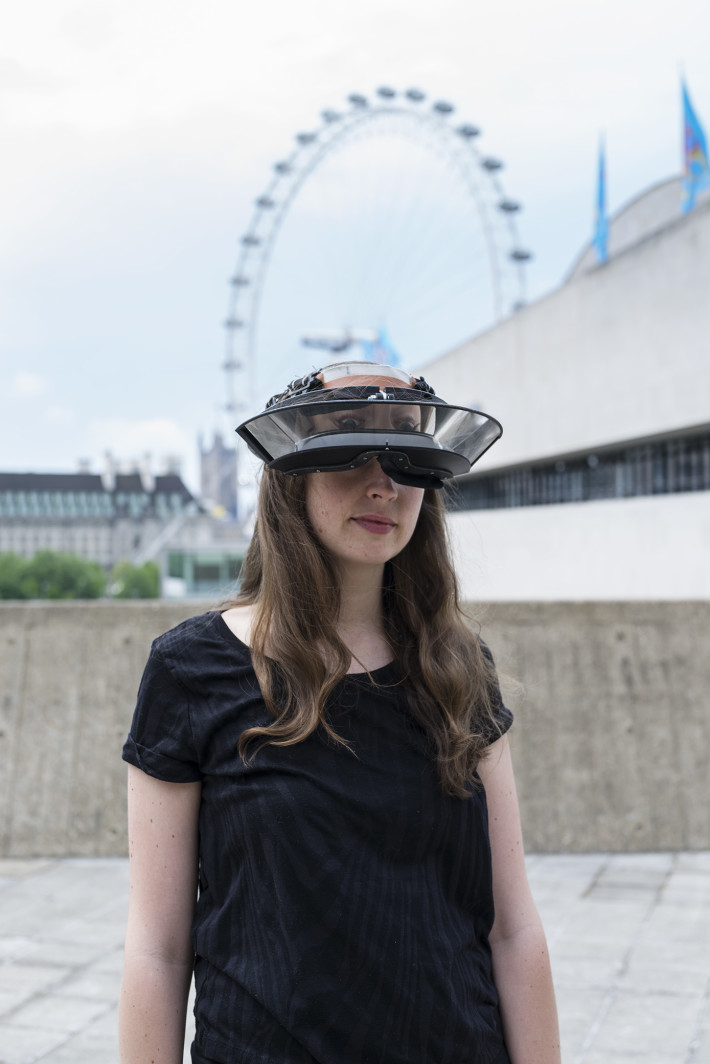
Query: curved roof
566 174 710 281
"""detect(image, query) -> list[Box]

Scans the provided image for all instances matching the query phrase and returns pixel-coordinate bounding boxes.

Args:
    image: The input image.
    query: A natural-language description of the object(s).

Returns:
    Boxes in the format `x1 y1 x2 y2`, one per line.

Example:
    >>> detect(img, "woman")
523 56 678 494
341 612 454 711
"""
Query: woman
119 362 560 1064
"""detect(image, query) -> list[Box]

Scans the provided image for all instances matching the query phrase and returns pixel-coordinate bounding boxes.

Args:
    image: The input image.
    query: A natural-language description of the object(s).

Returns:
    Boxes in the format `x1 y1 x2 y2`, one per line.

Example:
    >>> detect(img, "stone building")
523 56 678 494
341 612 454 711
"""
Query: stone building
0 462 248 597
199 432 238 519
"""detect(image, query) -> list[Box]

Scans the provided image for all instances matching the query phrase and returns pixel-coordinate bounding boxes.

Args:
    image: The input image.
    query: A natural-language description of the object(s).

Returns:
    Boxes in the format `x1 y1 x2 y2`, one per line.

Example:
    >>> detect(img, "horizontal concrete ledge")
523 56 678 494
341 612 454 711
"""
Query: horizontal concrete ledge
0 600 708 856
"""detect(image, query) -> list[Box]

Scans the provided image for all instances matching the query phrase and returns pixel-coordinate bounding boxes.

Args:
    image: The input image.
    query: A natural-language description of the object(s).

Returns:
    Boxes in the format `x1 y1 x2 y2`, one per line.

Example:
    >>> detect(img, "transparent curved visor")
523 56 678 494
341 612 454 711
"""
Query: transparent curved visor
238 399 502 470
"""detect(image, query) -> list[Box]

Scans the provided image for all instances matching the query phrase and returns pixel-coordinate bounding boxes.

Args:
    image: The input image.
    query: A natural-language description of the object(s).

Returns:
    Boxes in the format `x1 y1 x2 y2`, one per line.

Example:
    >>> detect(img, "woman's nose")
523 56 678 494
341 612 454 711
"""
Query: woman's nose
363 458 398 499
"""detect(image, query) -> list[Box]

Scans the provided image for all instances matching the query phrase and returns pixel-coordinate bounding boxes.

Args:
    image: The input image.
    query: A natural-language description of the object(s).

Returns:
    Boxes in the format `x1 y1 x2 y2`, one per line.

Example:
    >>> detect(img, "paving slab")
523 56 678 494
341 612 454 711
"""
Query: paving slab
0 854 708 1064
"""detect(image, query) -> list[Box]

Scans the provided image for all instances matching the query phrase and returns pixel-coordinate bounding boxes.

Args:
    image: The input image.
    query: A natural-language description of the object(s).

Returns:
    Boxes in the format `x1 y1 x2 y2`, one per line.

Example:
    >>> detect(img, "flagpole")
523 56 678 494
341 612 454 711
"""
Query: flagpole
593 135 609 265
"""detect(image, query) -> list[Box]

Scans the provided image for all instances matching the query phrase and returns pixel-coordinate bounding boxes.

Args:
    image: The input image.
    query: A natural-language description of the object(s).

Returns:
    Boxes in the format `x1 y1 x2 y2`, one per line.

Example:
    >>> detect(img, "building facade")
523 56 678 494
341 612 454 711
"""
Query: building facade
419 179 710 600
0 466 249 597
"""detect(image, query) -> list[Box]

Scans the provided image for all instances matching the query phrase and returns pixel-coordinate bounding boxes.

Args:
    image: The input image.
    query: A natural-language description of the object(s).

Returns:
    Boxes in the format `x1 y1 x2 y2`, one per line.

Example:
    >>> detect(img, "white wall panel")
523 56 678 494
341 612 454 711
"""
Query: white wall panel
447 491 710 600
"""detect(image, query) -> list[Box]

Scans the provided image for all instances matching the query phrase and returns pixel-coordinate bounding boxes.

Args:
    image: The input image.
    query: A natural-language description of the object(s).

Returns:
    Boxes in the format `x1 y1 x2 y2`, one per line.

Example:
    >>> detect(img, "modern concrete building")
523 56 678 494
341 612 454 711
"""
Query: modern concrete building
420 177 710 600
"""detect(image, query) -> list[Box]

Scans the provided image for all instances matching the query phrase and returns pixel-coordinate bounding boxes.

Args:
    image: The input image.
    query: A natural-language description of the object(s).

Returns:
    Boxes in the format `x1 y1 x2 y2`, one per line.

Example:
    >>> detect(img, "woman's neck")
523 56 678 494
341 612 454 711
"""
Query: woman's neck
335 562 391 672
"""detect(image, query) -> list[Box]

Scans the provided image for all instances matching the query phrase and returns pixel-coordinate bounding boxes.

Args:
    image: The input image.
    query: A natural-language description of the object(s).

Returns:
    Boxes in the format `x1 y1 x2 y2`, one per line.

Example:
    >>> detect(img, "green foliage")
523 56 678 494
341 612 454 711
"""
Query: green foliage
0 553 30 600
0 553 161 600
0 551 106 600
110 560 160 599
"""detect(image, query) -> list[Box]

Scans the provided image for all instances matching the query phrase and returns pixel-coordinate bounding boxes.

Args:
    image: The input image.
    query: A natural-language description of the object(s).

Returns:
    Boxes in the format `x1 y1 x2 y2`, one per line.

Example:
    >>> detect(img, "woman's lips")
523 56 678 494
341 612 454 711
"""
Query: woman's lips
351 514 396 535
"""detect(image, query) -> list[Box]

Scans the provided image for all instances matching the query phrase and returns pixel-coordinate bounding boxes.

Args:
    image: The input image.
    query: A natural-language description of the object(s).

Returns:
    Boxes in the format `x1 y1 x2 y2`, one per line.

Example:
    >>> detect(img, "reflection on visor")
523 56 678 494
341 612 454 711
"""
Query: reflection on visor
237 361 503 486
238 399 502 477
307 403 431 435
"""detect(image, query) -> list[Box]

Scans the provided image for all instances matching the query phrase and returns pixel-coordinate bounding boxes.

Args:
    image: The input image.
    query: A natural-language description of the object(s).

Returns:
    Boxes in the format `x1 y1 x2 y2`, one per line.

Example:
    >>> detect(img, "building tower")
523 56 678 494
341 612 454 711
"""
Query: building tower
199 432 238 519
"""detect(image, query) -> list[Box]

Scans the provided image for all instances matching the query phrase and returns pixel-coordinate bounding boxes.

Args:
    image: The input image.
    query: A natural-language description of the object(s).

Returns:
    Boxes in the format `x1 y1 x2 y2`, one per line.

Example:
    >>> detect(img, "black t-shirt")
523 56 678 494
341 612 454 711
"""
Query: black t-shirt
123 611 513 1064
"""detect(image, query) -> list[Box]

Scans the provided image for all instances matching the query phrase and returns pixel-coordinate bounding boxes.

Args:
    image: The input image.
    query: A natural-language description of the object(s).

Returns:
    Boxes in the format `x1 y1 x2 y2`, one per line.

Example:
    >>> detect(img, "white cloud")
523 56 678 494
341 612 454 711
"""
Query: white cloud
12 371 49 397
87 415 192 471
46 404 75 425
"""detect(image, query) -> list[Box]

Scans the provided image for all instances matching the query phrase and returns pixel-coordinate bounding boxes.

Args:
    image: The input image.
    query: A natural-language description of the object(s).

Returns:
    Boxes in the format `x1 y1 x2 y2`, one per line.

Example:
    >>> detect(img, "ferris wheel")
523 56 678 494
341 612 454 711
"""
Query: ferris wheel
222 85 532 474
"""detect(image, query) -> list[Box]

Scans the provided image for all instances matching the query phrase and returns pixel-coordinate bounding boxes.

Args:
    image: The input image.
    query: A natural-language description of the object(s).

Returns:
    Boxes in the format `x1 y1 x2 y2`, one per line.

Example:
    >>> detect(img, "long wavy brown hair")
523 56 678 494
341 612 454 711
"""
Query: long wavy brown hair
230 467 504 797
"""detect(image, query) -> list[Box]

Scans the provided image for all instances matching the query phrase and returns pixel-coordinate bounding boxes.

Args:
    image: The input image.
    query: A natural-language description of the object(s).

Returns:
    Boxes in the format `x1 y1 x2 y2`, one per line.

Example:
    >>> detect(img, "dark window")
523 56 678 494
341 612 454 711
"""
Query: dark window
168 552 185 578
449 430 710 511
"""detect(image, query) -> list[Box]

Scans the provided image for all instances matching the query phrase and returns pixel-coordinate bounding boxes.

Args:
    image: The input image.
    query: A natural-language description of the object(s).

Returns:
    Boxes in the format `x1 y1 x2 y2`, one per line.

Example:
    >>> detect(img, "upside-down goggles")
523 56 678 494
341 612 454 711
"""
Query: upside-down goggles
236 361 502 490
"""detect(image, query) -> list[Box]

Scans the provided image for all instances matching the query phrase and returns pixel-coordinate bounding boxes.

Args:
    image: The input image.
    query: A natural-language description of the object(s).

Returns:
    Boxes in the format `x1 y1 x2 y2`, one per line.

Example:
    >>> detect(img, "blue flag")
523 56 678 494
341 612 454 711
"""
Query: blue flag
592 140 609 264
360 327 401 366
681 80 710 213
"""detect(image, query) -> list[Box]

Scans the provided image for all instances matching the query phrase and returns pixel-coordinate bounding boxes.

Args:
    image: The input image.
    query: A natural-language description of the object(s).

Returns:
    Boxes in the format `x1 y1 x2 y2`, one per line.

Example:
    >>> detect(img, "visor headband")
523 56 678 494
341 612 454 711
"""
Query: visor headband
323 373 413 391
265 362 436 409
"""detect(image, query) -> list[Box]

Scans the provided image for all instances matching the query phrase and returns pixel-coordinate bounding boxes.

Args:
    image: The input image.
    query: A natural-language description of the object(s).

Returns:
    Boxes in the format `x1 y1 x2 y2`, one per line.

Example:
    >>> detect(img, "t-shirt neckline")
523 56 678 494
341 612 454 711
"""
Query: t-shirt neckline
215 610 398 682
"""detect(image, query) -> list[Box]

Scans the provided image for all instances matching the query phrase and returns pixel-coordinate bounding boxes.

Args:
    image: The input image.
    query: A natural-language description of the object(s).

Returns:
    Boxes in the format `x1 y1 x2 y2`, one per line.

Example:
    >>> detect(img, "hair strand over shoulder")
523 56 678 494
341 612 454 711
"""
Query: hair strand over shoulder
229 469 504 796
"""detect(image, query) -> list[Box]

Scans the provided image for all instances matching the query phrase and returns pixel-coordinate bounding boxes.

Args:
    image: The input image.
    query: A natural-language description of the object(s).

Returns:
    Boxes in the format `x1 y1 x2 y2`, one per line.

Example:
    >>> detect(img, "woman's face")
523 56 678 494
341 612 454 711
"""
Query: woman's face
305 459 424 575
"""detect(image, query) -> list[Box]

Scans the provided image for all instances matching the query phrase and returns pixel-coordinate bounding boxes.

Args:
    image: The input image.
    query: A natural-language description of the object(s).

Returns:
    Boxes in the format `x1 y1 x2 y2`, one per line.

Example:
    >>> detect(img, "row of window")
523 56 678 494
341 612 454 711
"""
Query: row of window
0 492 113 518
450 432 710 511
0 530 113 562
0 491 193 519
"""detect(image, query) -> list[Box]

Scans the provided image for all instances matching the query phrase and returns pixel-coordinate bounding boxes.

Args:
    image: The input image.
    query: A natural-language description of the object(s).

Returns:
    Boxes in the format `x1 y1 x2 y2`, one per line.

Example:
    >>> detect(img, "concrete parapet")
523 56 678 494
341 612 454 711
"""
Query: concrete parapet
482 601 710 852
0 601 203 859
0 600 708 856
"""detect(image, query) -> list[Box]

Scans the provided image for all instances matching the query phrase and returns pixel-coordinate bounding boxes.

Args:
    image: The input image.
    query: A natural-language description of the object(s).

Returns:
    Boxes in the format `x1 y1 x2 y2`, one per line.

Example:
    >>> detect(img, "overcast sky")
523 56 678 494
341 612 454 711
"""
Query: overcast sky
2 0 708 493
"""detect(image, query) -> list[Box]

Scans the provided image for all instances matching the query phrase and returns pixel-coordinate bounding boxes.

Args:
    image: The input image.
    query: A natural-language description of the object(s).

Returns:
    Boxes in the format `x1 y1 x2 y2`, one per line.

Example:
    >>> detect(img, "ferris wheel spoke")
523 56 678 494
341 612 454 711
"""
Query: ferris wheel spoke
345 135 429 323
381 218 492 326
223 88 531 502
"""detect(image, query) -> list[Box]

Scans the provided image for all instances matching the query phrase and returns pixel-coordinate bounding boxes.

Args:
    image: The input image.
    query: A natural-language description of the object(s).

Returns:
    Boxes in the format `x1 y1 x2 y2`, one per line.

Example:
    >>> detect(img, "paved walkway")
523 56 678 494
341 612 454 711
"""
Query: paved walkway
0 853 708 1064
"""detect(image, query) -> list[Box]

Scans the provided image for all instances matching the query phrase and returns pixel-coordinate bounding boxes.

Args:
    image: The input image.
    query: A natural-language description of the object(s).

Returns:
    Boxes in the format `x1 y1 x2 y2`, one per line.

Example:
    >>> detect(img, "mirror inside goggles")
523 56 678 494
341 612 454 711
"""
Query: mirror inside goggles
306 402 432 435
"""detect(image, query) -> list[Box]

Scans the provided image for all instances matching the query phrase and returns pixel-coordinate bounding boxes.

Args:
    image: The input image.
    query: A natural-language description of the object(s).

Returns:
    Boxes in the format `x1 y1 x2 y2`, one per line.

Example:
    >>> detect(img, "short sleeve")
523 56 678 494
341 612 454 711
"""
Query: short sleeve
480 639 514 744
122 641 203 782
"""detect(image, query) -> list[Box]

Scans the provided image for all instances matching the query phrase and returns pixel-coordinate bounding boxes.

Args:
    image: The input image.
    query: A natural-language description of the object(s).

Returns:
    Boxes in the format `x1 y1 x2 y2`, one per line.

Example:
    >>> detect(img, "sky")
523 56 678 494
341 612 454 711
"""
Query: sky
2 0 709 495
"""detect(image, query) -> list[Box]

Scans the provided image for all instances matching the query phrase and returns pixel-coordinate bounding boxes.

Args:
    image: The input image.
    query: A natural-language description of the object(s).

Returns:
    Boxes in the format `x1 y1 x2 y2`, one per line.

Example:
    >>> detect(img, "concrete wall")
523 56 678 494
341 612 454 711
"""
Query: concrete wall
0 601 203 860
1 601 708 857
483 601 710 853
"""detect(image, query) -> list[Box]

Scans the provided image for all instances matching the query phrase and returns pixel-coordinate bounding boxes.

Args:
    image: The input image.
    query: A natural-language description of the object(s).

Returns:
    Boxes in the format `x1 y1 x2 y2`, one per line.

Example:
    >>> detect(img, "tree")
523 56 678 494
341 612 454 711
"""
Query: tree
0 553 29 599
26 551 106 599
0 551 106 600
110 560 160 599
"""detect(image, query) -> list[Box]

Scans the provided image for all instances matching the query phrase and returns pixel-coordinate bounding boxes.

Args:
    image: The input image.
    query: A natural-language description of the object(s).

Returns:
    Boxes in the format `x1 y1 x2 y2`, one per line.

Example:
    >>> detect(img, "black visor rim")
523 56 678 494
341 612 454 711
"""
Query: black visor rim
236 397 503 484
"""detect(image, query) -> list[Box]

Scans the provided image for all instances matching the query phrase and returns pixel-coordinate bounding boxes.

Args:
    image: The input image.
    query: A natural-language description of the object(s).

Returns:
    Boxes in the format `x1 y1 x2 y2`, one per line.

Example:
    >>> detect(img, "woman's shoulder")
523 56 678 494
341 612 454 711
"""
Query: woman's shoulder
151 609 252 671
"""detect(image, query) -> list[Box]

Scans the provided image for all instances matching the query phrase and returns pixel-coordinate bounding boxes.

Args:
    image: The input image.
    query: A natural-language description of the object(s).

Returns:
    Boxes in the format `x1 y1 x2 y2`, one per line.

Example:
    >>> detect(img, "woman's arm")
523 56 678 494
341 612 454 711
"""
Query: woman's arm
478 736 561 1064
119 764 202 1064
